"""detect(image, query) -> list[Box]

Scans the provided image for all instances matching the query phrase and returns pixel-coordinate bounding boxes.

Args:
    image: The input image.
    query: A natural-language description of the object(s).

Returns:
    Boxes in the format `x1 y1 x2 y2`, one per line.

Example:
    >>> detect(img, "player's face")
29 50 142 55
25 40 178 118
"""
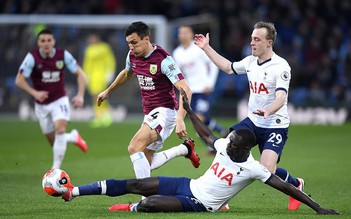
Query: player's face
226 131 250 161
250 28 272 58
178 26 194 46
37 34 55 56
126 33 150 57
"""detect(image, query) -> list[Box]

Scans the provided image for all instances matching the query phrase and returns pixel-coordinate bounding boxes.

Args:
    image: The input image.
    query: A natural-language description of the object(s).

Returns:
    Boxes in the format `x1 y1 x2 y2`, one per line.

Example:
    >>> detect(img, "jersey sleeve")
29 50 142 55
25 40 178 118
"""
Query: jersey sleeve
64 50 79 74
275 62 291 93
18 53 35 77
251 163 272 183
232 56 251 75
161 55 184 84
125 51 132 72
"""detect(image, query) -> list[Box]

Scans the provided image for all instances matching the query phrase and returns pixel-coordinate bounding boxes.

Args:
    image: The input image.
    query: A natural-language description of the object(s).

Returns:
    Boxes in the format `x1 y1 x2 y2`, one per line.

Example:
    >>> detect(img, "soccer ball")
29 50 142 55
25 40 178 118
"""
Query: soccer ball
42 169 71 197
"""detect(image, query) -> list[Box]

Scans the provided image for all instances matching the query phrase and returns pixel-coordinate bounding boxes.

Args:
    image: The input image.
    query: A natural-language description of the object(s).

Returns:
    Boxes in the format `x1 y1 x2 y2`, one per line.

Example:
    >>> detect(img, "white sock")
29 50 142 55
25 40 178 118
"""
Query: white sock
65 129 77 143
150 144 188 170
72 187 80 196
130 152 150 179
130 203 139 212
52 133 67 169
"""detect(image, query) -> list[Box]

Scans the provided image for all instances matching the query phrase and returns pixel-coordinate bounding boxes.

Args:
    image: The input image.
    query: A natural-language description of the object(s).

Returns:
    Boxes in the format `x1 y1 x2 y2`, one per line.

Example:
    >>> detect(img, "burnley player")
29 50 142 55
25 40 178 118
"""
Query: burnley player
97 22 199 182
60 89 339 216
194 21 304 210
15 29 88 169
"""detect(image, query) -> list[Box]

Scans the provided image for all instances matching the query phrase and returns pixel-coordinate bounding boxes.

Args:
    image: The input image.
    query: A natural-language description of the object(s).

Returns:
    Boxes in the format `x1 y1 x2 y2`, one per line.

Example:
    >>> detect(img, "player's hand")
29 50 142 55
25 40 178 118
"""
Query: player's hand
176 120 187 139
180 88 191 112
34 90 49 103
194 33 210 49
316 208 340 215
253 109 269 121
97 90 109 106
72 95 84 108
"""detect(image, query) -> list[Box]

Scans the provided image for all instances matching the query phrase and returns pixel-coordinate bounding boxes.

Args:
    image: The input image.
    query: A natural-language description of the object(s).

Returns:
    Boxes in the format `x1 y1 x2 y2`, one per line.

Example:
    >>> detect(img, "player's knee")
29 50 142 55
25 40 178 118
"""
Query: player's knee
139 196 159 212
128 144 142 154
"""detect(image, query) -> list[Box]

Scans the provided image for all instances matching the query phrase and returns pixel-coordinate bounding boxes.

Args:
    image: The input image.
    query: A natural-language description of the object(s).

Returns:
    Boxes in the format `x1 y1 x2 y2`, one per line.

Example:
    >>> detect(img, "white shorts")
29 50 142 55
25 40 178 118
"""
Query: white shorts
34 96 71 134
143 107 177 151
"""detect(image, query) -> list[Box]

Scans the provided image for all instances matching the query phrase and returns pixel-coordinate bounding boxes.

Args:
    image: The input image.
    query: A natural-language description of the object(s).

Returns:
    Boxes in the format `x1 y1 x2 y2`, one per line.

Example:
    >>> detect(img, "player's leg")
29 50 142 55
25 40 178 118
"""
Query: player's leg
53 96 88 152
35 102 66 169
64 177 159 202
204 117 228 137
51 119 69 169
128 123 158 179
143 107 200 169
109 177 204 212
150 137 200 170
259 128 303 210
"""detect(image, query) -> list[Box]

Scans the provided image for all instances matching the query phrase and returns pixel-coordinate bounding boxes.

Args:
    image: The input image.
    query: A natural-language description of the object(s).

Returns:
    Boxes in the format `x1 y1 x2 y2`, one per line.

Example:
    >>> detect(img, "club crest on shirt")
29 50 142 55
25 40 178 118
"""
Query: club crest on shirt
56 60 64 70
149 64 157 74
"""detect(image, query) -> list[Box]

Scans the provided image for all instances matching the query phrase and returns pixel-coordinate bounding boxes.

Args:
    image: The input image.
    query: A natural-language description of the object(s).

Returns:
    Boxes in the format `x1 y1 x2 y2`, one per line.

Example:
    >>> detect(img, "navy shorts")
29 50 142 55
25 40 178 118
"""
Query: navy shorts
157 176 207 212
230 117 288 162
191 93 210 118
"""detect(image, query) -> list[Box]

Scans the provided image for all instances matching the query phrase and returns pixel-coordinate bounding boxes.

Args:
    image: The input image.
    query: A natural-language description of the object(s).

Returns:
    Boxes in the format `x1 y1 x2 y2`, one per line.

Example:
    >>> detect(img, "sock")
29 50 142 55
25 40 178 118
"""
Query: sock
65 130 76 143
52 133 67 169
76 179 127 197
130 152 150 179
150 144 188 170
275 167 299 187
130 202 140 212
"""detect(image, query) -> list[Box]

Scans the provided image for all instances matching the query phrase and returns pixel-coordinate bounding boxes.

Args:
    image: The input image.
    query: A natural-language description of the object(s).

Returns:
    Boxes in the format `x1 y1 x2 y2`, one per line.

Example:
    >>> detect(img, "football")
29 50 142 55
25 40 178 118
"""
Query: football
42 169 71 197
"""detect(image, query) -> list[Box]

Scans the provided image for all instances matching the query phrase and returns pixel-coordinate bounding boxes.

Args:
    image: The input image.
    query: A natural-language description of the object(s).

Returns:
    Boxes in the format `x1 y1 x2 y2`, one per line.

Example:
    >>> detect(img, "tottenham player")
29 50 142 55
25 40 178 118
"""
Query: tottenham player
193 21 304 210
96 22 199 184
173 25 227 140
15 29 88 169
60 89 339 215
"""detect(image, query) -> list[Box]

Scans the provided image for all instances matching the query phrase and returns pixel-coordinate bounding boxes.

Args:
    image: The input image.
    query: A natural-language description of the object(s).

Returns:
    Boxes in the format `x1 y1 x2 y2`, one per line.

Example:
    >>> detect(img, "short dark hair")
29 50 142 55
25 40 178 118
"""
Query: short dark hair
125 21 150 39
231 129 256 148
37 29 53 38
254 21 277 45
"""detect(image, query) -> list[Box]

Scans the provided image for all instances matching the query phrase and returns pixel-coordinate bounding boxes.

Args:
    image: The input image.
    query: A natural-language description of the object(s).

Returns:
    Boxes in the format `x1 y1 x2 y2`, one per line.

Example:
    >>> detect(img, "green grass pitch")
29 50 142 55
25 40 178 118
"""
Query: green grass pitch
0 119 350 219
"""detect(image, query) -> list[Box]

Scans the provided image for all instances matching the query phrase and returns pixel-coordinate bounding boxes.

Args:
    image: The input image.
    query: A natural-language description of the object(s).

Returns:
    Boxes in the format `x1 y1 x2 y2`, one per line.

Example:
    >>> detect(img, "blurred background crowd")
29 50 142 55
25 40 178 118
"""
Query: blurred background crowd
0 0 350 118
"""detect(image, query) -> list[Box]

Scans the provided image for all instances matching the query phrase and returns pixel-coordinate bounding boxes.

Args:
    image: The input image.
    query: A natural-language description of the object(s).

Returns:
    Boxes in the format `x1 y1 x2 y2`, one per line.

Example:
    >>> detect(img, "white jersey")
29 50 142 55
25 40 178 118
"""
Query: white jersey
190 138 272 212
173 41 218 93
232 53 291 128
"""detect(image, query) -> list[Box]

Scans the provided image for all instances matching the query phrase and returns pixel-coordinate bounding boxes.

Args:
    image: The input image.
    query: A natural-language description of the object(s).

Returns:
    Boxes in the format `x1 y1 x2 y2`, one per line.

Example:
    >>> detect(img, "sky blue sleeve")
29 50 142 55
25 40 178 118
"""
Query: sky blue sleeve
18 53 35 77
161 55 183 84
64 50 79 74
125 51 131 71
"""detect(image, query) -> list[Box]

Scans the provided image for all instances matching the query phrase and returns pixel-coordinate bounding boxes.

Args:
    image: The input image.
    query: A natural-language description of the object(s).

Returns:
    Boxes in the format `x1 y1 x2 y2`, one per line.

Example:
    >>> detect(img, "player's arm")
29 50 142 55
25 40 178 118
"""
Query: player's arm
253 90 286 121
194 33 234 74
72 66 87 108
15 53 49 103
15 72 49 103
97 69 133 106
174 79 192 139
180 88 217 150
266 174 340 215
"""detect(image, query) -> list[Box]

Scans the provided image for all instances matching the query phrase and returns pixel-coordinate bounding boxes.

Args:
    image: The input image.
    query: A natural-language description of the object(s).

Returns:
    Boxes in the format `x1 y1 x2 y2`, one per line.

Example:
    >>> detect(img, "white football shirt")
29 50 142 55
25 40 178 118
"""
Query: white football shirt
173 41 218 93
190 138 272 212
232 53 291 128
